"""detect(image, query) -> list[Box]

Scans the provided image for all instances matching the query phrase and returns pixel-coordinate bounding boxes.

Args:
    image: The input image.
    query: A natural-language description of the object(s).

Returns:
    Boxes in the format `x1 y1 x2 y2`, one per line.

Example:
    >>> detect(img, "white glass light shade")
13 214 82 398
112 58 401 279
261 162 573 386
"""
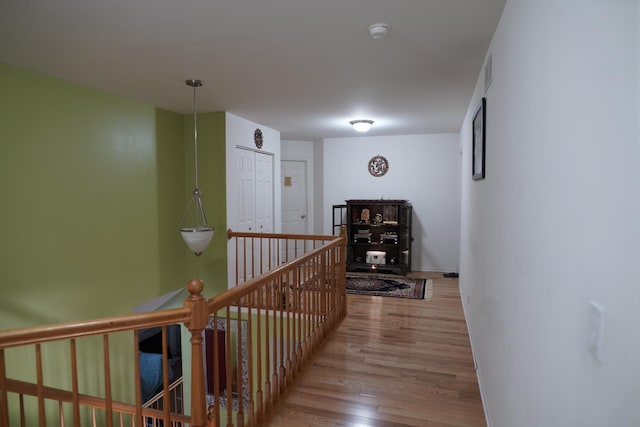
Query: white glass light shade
180 227 214 256
350 119 374 132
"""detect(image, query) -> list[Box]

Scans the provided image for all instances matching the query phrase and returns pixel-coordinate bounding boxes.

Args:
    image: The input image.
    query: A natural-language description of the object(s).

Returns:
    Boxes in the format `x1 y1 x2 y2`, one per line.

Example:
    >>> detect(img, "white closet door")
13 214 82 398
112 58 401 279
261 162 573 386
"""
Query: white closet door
233 148 274 282
255 152 273 233
235 149 255 232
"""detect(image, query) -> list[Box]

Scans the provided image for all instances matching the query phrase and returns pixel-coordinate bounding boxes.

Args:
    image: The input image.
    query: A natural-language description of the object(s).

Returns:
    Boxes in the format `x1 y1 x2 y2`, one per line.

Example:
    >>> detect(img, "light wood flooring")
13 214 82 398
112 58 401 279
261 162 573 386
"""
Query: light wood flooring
268 272 486 427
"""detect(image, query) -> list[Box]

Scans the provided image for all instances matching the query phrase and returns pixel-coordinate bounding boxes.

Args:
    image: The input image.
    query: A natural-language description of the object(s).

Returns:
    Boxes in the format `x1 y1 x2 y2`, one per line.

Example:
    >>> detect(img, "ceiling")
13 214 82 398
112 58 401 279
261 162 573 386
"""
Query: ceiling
0 0 505 141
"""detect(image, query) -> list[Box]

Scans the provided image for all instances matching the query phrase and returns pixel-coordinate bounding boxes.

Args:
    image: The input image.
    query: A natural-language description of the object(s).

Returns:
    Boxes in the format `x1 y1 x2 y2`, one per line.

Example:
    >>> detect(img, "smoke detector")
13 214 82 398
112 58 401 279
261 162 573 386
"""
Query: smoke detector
368 23 389 39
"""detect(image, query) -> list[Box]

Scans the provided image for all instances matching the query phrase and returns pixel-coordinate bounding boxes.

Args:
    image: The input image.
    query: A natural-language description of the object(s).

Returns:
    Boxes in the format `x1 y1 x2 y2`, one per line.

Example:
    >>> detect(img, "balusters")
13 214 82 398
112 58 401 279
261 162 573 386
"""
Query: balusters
0 349 8 426
35 343 45 427
224 307 232 427
245 291 255 427
70 339 80 426
255 287 264 423
133 330 143 427
103 334 113 427
235 302 244 427
161 326 171 425
0 230 346 427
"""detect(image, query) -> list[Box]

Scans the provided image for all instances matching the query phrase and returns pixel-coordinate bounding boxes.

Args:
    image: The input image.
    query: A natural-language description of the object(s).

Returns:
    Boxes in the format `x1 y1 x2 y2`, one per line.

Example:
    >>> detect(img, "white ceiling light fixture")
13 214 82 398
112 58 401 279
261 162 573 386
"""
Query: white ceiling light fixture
368 23 389 39
350 119 374 132
180 79 214 256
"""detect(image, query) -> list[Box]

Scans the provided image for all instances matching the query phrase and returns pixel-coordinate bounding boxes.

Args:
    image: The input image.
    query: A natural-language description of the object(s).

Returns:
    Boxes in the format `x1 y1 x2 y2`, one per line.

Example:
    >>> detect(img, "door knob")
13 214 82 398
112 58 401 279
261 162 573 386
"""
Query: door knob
301 214 307 219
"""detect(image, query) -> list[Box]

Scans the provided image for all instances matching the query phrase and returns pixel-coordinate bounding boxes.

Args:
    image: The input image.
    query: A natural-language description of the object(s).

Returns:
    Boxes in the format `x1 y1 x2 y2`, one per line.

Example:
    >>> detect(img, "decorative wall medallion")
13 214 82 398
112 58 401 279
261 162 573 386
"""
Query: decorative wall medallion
368 155 389 177
254 128 263 149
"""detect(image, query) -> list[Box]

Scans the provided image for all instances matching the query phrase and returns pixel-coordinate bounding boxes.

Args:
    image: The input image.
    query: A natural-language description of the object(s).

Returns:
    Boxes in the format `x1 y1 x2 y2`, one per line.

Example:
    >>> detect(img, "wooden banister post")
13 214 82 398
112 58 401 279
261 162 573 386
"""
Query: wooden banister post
339 225 348 317
184 278 209 427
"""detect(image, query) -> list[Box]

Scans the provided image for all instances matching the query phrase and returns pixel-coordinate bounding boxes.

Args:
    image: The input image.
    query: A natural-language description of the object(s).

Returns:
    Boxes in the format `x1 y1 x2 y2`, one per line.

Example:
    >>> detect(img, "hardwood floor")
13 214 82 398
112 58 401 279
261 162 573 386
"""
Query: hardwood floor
268 272 486 427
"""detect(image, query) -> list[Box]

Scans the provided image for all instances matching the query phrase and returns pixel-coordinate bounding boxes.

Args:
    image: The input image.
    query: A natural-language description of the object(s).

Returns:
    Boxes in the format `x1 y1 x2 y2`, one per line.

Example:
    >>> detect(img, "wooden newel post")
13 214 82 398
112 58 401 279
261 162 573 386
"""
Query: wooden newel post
184 278 209 427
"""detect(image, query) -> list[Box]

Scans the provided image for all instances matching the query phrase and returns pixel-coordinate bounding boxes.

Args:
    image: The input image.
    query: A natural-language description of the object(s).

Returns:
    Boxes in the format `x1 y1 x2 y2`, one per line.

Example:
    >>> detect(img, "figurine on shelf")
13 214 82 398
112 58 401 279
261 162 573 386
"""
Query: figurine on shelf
360 208 370 223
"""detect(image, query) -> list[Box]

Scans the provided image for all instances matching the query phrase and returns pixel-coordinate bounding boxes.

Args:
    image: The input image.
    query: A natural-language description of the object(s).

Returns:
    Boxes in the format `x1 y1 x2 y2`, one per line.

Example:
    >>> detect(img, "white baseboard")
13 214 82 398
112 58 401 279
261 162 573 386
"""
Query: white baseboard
461 293 493 427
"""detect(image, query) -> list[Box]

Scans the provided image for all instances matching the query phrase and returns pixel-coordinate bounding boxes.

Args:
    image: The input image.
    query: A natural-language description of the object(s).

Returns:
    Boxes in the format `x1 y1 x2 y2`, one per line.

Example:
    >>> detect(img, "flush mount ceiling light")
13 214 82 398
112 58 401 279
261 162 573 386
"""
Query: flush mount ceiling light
180 79 214 256
350 119 374 132
368 23 389 39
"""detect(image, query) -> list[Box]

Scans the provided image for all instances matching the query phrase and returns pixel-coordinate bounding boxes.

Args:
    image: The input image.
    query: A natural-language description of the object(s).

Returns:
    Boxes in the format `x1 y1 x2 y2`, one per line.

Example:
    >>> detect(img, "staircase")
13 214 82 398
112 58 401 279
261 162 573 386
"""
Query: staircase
0 228 347 427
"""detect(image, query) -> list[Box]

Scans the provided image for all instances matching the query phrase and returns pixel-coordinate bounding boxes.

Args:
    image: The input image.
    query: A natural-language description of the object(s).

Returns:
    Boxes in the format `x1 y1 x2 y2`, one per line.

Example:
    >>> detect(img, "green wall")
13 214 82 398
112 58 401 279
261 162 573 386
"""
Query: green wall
0 63 229 419
0 62 228 329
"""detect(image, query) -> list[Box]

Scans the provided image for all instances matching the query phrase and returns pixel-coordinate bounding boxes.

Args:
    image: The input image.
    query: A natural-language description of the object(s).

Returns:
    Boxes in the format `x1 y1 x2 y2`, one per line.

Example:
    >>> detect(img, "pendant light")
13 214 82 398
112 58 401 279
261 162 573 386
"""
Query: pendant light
180 78 214 256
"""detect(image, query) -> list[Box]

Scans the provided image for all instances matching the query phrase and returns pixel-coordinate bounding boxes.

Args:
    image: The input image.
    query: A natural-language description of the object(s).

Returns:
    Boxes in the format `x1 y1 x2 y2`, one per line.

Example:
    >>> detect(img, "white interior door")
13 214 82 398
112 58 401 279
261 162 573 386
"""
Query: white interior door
281 160 308 261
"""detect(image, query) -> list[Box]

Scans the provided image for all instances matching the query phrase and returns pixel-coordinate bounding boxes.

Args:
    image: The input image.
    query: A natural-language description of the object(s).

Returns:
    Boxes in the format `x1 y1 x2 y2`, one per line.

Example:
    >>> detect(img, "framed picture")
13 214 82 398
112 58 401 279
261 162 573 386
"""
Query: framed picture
472 97 486 181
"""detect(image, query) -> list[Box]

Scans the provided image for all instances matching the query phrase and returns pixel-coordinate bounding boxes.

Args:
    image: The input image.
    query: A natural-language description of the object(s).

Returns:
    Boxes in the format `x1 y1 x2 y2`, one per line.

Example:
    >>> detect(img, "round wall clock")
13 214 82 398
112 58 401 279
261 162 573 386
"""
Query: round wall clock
368 155 389 177
254 128 263 149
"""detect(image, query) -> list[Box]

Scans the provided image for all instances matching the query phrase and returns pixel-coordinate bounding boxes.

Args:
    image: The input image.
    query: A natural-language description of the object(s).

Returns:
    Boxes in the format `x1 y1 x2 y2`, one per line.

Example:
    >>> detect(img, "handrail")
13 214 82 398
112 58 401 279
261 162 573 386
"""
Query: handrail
227 229 338 241
3 377 191 423
0 307 190 349
0 228 347 427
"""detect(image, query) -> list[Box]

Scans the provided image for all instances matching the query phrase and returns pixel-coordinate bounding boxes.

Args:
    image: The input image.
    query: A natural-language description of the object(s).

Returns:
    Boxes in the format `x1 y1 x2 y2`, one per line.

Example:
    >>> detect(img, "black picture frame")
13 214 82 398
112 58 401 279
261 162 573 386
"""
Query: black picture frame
472 97 486 181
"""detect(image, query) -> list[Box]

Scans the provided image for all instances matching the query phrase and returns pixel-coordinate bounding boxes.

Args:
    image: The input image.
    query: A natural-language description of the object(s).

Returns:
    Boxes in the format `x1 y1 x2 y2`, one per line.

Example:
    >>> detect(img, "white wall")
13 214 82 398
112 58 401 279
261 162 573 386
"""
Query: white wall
313 140 325 235
323 134 461 272
459 1 640 426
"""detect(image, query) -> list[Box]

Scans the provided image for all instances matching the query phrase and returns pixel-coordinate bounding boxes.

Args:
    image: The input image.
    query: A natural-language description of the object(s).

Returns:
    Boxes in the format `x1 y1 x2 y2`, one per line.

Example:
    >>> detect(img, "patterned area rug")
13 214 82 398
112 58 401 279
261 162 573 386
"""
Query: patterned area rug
346 273 432 300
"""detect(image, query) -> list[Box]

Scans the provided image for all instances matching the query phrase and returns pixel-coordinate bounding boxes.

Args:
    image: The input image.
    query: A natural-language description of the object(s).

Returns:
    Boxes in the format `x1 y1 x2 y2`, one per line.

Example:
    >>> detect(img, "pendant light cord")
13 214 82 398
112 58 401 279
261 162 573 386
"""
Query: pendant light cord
192 84 199 192
180 78 210 229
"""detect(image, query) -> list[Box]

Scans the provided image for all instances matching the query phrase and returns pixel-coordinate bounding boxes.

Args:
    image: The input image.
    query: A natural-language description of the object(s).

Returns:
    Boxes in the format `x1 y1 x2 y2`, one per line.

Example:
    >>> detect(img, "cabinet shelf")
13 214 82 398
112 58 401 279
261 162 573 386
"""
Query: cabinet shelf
336 199 413 276
351 222 401 226
350 242 399 246
347 262 406 274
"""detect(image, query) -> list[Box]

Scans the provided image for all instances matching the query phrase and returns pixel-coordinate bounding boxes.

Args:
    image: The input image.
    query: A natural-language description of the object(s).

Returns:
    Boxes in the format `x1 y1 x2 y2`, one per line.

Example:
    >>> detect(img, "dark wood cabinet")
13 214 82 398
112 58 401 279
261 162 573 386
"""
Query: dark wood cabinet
335 199 412 275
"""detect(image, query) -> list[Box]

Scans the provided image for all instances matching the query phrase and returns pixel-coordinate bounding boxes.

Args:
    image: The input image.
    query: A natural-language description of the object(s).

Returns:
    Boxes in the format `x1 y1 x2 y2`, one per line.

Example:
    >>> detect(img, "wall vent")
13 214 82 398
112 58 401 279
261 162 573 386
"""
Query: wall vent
484 53 493 93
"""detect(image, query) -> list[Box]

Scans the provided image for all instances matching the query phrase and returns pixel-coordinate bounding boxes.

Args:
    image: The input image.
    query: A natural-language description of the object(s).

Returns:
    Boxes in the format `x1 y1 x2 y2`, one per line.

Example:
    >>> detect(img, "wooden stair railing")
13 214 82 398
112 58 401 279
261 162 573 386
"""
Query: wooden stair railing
215 227 347 426
0 284 203 427
0 228 347 427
